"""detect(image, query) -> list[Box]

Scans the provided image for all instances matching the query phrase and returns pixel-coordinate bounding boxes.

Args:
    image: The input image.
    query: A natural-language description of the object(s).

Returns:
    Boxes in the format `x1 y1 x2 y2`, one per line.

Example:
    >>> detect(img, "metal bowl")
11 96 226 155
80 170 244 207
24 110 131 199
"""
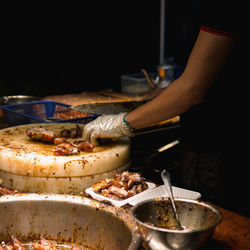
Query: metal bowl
0 95 41 105
130 198 222 250
0 193 140 250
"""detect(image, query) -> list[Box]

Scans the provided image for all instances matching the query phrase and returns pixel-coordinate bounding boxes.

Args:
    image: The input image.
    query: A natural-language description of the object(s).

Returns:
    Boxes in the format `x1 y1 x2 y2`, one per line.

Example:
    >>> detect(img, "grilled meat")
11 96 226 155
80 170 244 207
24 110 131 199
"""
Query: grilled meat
54 140 80 156
107 185 129 199
110 179 128 191
59 125 82 139
54 140 95 156
92 171 148 200
73 140 95 152
0 187 21 195
11 235 25 250
32 237 57 250
53 137 65 145
92 178 112 192
26 126 94 156
2 237 81 250
26 128 58 143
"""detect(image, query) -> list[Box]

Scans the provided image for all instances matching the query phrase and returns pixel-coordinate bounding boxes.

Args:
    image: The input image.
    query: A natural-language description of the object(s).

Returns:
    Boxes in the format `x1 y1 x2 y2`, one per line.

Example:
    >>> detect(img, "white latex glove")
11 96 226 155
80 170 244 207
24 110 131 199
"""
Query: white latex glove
82 112 135 145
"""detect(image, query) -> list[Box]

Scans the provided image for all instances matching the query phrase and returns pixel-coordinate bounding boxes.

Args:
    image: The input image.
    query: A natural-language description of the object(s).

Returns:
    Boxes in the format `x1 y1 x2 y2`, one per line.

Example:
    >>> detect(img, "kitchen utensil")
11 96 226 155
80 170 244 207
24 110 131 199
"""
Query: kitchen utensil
161 170 182 230
0 193 140 250
146 140 179 161
130 198 222 250
141 69 157 89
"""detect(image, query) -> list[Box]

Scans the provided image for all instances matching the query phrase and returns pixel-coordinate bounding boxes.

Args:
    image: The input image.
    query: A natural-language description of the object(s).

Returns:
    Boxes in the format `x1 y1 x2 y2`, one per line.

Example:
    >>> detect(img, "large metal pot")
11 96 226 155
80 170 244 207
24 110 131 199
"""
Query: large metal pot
130 198 222 250
0 194 140 250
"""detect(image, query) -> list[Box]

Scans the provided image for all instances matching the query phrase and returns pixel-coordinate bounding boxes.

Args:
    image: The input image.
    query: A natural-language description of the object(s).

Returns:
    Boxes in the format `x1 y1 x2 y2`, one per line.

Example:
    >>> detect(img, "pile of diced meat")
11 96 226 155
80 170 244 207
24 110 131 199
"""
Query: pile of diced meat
92 171 148 200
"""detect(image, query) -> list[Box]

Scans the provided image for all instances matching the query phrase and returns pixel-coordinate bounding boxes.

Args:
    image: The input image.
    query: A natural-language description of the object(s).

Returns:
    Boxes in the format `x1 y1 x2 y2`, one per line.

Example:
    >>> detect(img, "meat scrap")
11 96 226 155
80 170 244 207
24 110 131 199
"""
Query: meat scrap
26 128 58 143
26 125 94 156
1 236 80 250
59 125 82 139
32 236 57 250
54 140 80 156
73 140 95 152
0 186 21 195
26 125 82 143
11 235 26 250
92 171 148 200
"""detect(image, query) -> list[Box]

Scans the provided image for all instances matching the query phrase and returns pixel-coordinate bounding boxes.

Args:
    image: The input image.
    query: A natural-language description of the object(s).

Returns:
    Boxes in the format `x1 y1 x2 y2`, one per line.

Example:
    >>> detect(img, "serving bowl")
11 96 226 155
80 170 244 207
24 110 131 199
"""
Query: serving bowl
130 198 222 250
0 193 140 250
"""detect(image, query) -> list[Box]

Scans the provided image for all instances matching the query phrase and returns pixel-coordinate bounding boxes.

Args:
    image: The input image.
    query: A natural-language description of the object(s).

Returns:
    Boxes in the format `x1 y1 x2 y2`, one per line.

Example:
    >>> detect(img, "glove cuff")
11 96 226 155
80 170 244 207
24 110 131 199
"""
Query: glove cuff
121 113 135 137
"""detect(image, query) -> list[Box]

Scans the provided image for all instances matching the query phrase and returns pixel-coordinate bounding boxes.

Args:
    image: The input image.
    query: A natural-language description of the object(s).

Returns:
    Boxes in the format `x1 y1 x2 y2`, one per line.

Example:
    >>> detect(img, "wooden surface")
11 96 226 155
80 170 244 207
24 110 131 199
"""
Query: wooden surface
210 205 250 249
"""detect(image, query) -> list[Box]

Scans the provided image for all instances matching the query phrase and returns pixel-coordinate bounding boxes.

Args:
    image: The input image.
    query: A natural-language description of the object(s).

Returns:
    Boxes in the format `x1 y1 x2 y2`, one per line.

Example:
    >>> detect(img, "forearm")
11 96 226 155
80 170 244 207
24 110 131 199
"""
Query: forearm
126 31 234 129
125 76 197 129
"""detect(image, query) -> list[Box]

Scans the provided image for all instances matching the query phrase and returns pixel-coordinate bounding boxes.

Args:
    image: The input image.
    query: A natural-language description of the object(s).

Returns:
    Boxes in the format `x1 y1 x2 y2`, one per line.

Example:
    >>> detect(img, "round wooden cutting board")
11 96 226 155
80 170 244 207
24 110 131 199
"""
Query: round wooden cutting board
0 123 131 193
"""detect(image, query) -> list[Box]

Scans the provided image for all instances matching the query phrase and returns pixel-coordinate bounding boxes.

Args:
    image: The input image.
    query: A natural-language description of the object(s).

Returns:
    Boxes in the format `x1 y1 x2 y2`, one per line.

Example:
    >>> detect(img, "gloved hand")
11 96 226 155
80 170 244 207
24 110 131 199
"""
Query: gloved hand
82 112 135 145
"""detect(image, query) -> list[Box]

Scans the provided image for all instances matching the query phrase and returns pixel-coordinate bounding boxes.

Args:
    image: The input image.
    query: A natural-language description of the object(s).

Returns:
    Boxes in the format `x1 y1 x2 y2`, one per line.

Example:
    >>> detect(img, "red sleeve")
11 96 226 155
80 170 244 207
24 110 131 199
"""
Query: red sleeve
200 25 235 39
199 1 237 40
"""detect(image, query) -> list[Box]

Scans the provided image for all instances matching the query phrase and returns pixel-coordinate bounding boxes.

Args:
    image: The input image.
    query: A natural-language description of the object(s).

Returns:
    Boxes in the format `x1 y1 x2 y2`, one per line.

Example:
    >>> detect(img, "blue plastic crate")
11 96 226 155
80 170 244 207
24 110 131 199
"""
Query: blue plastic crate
1 100 98 126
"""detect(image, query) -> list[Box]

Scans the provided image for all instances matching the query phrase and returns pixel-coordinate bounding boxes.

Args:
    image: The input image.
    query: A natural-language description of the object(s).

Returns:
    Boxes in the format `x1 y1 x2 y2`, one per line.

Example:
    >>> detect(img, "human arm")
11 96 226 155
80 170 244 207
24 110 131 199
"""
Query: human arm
125 30 235 128
82 30 234 144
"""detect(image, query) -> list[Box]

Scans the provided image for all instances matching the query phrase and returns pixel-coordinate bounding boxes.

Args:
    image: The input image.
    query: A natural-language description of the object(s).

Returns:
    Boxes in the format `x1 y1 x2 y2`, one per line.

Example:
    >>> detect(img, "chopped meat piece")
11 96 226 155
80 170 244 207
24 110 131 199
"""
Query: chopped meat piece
54 140 80 156
108 185 129 199
71 245 81 250
92 171 149 200
33 237 57 250
70 125 82 138
0 187 21 195
92 178 111 192
26 128 57 143
53 137 65 145
100 189 122 200
11 235 25 250
73 140 95 152
59 125 82 139
110 179 128 191
70 127 78 138
59 128 71 138
1 241 13 250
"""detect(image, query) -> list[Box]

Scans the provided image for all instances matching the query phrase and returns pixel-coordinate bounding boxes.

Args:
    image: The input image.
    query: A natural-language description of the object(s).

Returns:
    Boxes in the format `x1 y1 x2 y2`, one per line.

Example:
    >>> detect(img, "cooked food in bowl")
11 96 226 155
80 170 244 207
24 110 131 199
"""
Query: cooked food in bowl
130 198 222 250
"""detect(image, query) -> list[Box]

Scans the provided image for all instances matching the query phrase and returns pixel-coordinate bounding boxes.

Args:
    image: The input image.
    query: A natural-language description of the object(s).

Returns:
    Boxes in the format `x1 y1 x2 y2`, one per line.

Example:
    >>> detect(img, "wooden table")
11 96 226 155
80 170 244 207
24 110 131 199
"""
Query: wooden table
209 205 250 250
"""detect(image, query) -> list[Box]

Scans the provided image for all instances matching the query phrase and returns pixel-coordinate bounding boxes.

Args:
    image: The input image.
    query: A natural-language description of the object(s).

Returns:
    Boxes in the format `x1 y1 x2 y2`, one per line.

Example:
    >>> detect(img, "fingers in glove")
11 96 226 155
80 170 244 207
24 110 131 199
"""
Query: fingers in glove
82 124 95 143
89 130 100 146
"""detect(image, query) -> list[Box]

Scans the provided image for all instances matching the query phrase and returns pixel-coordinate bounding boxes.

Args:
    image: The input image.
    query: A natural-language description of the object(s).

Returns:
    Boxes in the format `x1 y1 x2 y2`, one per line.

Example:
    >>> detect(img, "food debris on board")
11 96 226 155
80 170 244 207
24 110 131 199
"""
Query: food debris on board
26 125 94 156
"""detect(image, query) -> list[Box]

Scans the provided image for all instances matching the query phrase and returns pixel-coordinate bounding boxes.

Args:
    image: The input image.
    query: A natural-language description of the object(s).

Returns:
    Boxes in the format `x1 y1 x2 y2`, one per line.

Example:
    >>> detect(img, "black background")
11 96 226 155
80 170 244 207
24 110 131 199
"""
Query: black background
0 1 198 97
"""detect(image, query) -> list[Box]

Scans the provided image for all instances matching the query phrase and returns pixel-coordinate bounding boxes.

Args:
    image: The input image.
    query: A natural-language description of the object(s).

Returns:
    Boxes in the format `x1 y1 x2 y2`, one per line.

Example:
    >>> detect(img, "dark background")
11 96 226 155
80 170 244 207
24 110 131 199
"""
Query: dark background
0 1 198 97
